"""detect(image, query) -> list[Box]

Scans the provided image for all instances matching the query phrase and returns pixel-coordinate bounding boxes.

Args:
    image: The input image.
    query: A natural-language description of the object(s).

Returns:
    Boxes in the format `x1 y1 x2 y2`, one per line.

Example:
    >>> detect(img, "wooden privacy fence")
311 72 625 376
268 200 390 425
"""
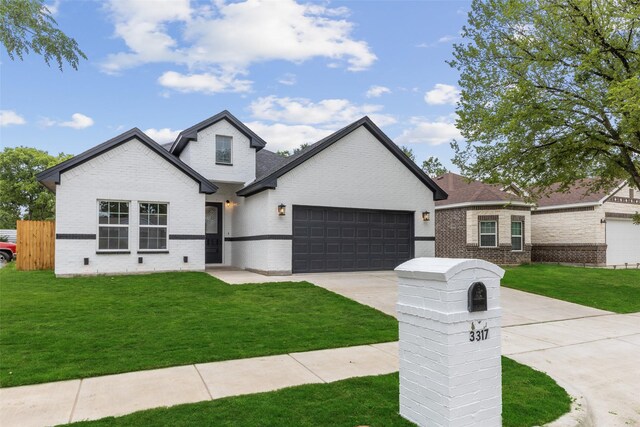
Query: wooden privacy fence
16 220 55 271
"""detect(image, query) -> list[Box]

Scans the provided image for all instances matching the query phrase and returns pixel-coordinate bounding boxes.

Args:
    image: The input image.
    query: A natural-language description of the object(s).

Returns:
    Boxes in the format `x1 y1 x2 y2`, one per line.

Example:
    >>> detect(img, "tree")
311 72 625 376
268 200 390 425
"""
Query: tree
450 0 640 197
422 156 448 177
276 143 311 157
1 0 87 70
0 147 71 228
400 145 416 162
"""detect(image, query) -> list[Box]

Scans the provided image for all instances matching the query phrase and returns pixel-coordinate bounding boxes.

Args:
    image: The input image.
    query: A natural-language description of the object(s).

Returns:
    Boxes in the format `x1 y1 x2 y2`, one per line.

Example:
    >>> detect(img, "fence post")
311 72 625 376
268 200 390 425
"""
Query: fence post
395 258 504 427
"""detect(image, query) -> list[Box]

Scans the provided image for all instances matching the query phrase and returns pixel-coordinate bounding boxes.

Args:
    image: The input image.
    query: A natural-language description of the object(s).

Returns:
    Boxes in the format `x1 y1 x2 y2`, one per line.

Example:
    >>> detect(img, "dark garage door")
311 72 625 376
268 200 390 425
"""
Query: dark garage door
292 205 414 273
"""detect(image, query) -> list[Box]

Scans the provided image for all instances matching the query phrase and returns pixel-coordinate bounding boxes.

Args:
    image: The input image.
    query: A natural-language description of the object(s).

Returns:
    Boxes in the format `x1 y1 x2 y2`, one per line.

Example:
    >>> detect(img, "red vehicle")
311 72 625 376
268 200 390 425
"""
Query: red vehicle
0 242 17 262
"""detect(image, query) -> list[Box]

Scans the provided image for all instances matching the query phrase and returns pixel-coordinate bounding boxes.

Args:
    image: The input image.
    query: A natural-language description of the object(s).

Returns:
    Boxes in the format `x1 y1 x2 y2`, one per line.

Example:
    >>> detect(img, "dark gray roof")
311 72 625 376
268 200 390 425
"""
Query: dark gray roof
240 116 448 200
256 149 289 180
170 110 266 156
161 142 172 151
37 128 218 194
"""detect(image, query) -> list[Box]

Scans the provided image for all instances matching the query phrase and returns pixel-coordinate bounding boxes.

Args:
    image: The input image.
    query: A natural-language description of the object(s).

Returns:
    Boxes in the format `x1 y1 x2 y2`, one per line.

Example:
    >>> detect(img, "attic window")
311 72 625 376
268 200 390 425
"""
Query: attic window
216 135 232 165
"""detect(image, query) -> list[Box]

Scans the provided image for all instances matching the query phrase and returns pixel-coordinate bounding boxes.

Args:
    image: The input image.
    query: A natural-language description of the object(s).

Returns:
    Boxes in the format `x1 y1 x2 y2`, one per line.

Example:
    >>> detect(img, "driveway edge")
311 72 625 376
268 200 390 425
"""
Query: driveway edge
543 379 594 427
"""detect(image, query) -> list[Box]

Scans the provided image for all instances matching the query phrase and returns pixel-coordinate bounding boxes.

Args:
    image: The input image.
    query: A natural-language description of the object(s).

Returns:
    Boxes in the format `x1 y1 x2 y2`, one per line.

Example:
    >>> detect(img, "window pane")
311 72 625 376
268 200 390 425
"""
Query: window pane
119 202 128 214
480 235 496 247
216 135 232 164
480 221 496 234
159 204 167 215
512 236 522 251
140 203 148 214
159 214 167 225
109 202 119 213
99 201 109 213
511 221 522 236
99 212 108 224
205 206 218 233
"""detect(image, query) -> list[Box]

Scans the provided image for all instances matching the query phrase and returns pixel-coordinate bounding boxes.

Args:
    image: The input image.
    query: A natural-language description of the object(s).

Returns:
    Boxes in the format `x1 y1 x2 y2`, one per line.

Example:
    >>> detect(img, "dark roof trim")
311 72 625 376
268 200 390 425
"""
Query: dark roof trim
170 110 267 156
237 117 448 201
37 128 218 194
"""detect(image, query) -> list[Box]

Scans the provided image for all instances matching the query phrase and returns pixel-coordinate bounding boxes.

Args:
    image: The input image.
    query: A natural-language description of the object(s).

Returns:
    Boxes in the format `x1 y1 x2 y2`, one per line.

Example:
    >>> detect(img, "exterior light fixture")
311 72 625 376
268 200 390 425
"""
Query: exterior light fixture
278 204 286 216
600 218 606 224
225 200 231 207
422 211 431 222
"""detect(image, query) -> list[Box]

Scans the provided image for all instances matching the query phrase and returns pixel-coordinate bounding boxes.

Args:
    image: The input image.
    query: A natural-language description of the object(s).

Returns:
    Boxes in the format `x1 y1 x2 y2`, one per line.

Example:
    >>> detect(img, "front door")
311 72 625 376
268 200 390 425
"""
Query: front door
205 202 222 264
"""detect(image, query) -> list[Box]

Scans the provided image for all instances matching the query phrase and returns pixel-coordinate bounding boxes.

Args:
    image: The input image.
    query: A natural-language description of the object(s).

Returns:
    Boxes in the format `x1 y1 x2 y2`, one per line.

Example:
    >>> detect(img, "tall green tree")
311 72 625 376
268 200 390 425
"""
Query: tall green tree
450 0 640 195
0 147 71 228
422 156 448 177
1 0 87 70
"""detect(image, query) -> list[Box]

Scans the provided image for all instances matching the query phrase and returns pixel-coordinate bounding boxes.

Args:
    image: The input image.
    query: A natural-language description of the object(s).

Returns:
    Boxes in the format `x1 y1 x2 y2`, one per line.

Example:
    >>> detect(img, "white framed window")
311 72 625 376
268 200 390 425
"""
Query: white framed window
98 200 129 251
479 220 497 248
511 221 523 251
215 135 232 165
139 202 168 251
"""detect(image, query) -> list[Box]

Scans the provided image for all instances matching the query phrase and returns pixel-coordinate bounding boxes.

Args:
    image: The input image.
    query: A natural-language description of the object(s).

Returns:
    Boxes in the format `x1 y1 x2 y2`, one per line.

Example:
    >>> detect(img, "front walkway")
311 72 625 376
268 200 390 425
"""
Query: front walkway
211 269 640 427
0 342 398 427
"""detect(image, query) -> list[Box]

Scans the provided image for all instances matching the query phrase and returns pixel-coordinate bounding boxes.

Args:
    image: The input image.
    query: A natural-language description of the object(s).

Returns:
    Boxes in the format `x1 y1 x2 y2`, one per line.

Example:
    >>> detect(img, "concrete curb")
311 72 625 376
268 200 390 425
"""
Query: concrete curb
542 379 594 427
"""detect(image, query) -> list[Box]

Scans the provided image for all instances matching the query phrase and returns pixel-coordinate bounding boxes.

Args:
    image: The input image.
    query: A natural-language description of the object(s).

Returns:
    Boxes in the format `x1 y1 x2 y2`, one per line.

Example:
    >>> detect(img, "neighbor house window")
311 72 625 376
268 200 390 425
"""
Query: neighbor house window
139 202 168 250
479 221 497 247
511 221 523 251
98 201 129 251
216 135 232 165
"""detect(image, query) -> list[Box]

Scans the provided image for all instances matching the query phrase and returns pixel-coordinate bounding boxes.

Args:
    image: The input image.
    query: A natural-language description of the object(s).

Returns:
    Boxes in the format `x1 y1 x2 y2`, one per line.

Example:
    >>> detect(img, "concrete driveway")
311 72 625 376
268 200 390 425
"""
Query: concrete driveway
210 268 640 426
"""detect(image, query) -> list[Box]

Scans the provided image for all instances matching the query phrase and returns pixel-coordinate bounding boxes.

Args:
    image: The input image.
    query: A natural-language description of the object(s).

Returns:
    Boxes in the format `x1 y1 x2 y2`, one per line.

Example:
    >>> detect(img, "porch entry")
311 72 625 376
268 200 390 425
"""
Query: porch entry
205 202 222 263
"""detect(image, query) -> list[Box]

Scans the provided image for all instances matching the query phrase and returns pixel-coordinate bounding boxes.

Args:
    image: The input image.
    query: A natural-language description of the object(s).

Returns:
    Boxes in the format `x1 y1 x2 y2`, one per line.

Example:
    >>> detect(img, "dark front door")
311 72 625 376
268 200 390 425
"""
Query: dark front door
292 205 414 273
205 202 222 264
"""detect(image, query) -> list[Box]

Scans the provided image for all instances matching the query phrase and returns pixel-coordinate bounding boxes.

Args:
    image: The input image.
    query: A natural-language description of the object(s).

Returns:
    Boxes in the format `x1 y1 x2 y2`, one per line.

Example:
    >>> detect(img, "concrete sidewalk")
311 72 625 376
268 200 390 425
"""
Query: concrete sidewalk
0 342 398 427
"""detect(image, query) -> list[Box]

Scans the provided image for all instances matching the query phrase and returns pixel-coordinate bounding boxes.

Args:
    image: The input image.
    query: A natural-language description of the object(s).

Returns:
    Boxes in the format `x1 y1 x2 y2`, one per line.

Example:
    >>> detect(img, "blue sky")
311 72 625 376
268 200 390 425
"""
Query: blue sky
0 0 470 170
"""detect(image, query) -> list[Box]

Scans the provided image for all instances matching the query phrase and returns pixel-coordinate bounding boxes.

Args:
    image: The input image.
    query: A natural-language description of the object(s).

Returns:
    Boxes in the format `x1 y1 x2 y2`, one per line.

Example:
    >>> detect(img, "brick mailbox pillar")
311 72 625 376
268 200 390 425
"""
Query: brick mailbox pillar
395 258 505 427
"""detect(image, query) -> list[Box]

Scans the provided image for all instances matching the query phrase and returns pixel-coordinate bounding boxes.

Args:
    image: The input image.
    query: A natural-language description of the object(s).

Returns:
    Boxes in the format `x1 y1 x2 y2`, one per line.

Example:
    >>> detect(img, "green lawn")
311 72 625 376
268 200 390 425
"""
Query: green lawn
70 359 571 427
0 265 397 387
503 264 640 313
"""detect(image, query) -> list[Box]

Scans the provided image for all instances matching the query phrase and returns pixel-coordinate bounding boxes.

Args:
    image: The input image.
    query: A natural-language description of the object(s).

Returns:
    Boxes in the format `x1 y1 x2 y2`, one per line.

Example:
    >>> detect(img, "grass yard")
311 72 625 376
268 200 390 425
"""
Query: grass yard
70 359 571 427
503 264 640 313
0 265 397 388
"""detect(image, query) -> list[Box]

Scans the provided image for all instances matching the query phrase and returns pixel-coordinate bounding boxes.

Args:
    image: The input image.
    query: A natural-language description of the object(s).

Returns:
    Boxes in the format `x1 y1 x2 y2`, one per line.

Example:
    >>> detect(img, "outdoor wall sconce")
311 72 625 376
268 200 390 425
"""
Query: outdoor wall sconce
422 211 431 221
225 200 231 207
600 218 607 224
278 204 286 216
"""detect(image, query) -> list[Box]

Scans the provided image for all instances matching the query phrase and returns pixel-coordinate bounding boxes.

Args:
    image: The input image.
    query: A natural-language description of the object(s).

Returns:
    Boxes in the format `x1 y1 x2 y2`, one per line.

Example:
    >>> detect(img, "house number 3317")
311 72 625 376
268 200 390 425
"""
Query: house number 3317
469 329 489 342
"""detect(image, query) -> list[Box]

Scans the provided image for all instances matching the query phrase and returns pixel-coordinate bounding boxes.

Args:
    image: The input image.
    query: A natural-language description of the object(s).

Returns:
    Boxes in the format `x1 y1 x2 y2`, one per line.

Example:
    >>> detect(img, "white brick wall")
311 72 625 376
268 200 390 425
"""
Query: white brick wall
466 209 531 245
179 119 256 184
396 258 504 427
55 138 206 276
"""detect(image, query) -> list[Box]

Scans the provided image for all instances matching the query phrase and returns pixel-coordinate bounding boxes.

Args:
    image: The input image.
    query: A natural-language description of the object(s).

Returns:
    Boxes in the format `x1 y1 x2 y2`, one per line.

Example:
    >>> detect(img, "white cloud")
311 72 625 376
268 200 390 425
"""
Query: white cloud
45 0 60 15
144 128 181 143
249 96 396 127
245 121 333 152
365 85 391 98
416 34 461 48
41 113 94 129
60 113 94 129
278 73 297 86
102 0 376 93
424 84 461 105
0 110 26 126
396 116 462 146
158 71 252 94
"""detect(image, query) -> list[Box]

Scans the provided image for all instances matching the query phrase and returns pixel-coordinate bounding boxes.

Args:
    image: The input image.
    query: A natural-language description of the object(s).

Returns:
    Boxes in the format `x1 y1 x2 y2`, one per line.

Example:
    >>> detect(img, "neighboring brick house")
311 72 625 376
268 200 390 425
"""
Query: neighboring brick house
434 173 533 265
37 111 447 277
531 179 640 266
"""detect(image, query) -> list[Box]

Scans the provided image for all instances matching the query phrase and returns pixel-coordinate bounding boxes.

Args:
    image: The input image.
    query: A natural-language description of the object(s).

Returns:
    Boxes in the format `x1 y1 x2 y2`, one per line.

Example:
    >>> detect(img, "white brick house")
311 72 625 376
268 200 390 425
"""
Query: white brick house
38 111 447 277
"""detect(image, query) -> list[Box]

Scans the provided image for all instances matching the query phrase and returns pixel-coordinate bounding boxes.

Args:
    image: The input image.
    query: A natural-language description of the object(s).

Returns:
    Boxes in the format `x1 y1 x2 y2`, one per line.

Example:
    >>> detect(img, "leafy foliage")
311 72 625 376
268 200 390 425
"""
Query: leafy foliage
422 156 448 177
0 0 87 70
0 146 71 228
400 145 416 162
276 143 311 157
450 0 640 196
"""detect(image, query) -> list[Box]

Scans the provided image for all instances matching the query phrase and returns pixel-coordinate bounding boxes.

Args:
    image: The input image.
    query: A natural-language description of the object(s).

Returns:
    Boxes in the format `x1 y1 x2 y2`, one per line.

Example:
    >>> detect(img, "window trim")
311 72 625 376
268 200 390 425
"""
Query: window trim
96 200 130 253
478 220 498 248
511 220 523 252
215 134 233 165
138 201 170 252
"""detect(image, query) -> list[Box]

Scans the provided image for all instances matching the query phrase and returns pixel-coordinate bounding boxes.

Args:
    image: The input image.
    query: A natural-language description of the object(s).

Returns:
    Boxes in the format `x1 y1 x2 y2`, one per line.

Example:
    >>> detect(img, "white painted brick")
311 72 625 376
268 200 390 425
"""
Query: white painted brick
397 258 502 427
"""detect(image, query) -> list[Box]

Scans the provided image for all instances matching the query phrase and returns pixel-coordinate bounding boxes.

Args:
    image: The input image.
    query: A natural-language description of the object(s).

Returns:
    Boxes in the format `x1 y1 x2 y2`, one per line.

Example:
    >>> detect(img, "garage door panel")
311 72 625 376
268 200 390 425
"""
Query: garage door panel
292 205 413 273
606 219 640 265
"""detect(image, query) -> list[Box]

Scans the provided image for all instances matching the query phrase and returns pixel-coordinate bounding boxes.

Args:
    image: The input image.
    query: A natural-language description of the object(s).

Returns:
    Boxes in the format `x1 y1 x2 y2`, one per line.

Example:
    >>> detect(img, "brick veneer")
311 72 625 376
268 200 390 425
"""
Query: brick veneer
436 208 531 264
531 243 607 265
